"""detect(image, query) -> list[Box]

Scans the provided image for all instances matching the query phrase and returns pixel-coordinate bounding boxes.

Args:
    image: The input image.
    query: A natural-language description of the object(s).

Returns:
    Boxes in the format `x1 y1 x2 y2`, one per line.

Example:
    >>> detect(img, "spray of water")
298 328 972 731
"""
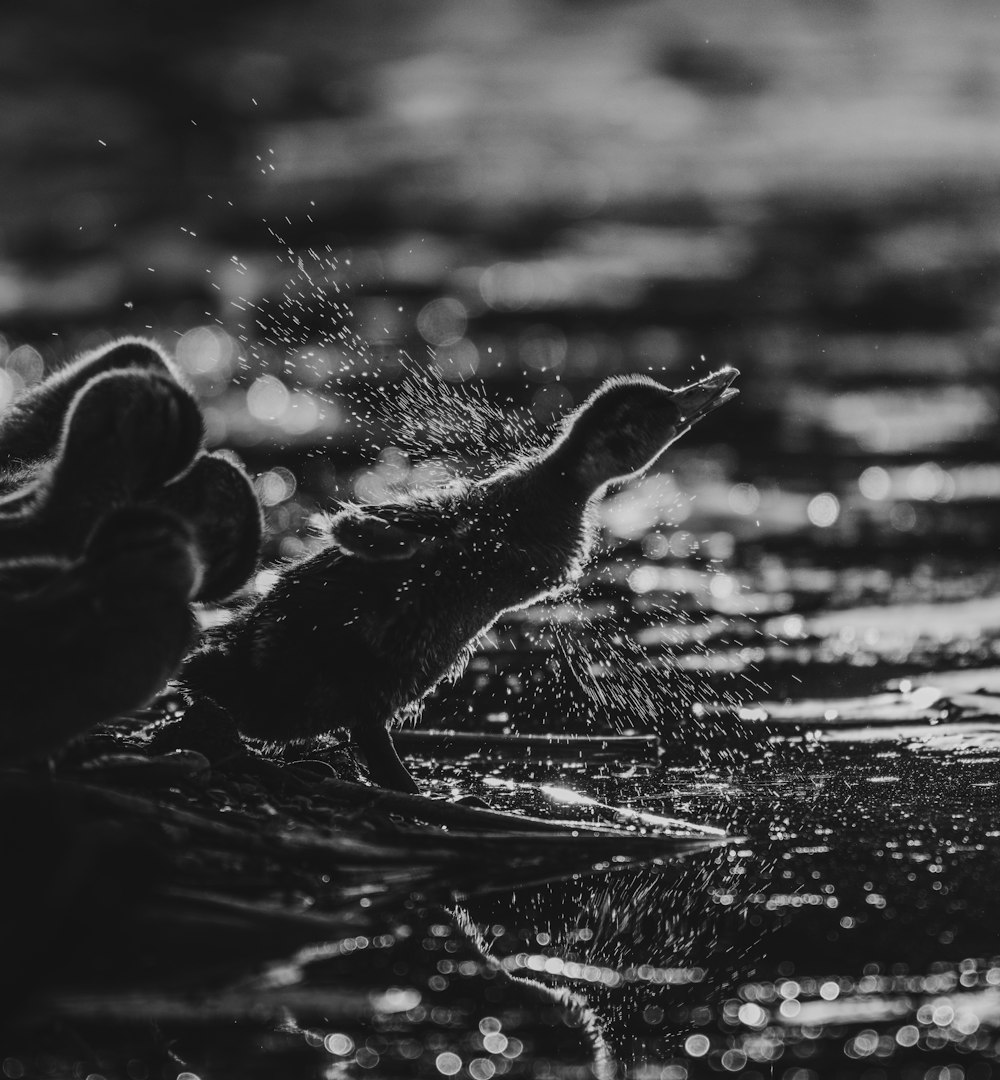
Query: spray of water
204 218 766 763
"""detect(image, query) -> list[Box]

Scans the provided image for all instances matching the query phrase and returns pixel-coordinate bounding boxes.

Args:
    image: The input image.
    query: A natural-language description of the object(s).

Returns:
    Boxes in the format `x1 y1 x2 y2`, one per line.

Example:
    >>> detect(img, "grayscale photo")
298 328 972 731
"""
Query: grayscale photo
2 2 1000 1077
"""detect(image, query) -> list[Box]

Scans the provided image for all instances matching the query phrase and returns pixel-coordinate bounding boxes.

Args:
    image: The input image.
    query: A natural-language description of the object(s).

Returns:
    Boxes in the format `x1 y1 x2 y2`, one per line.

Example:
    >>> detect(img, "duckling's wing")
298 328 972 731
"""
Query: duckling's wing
329 504 450 561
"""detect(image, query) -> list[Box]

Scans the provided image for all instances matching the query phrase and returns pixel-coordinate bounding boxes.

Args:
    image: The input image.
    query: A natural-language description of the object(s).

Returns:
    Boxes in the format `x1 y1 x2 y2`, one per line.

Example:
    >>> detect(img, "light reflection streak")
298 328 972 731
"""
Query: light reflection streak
538 783 728 837
479 776 727 838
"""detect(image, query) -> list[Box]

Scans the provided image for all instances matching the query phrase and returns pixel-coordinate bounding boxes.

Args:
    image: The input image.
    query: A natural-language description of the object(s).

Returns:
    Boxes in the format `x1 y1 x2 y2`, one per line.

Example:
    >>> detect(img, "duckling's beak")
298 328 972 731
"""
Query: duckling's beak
672 367 740 430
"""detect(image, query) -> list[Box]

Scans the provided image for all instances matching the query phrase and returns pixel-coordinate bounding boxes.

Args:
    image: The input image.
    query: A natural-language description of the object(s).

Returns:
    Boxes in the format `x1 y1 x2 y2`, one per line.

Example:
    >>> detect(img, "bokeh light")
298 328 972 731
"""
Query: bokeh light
417 297 468 347
0 369 19 413
728 483 760 515
5 344 44 387
246 375 291 424
806 492 840 528
176 326 236 382
858 466 891 501
255 467 297 507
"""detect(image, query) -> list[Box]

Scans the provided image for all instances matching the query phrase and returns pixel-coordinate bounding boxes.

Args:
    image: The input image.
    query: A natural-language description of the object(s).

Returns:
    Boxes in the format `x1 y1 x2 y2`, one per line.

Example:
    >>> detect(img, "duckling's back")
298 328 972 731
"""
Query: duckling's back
182 467 592 742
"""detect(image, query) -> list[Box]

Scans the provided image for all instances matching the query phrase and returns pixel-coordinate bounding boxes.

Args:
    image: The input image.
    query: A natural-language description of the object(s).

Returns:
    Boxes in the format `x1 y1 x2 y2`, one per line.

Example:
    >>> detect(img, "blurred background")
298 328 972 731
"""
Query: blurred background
3 0 1000 574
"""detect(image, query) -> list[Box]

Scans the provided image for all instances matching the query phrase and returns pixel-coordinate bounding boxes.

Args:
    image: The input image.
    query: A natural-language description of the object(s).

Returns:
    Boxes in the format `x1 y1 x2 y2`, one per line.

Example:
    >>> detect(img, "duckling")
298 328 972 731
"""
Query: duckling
0 336 262 598
0 336 262 761
182 368 739 793
0 505 202 759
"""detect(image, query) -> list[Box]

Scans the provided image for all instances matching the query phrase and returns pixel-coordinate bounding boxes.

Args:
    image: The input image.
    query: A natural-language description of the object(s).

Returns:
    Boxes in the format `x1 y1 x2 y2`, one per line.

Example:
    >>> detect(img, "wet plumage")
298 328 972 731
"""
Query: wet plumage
183 369 739 792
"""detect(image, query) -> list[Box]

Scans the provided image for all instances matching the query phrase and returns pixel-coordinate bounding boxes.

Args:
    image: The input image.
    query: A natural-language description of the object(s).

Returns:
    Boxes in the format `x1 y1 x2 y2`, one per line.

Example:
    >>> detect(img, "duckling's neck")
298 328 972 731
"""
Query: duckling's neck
539 428 630 502
471 454 597 597
473 424 625 549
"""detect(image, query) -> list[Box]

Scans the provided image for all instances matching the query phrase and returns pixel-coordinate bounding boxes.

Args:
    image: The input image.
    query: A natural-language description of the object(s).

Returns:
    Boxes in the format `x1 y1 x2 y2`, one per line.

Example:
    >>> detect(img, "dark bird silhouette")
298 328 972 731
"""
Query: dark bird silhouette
0 337 262 759
0 336 261 599
183 369 739 792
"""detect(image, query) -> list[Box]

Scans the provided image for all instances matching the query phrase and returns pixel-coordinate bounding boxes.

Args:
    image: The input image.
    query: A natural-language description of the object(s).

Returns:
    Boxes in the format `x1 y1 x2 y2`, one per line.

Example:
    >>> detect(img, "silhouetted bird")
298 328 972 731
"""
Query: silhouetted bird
183 369 739 792
0 337 262 759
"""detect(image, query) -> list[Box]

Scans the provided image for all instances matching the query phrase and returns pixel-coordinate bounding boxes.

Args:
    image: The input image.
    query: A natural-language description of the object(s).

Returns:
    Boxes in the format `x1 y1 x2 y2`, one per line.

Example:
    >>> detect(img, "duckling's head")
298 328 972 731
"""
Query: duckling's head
552 368 739 493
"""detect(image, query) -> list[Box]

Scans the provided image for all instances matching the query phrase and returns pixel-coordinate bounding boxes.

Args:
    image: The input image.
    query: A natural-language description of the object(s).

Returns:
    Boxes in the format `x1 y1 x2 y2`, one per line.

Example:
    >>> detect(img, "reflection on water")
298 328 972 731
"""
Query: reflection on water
412 709 1000 1077
382 503 1000 1077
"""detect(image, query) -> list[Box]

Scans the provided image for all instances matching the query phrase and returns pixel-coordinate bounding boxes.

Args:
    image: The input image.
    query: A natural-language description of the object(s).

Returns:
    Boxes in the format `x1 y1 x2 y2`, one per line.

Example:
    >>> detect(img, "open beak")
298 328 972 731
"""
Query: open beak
672 367 740 430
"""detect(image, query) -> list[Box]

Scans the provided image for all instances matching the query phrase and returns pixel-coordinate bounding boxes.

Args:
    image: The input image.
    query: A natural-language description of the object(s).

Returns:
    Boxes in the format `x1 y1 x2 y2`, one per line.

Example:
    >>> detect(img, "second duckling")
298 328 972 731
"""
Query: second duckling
183 368 739 792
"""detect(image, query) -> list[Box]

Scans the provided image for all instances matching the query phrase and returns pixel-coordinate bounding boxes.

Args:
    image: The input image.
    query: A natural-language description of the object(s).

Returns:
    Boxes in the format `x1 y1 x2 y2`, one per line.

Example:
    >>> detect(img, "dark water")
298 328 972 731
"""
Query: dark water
413 734 1000 1077
392 541 1000 1078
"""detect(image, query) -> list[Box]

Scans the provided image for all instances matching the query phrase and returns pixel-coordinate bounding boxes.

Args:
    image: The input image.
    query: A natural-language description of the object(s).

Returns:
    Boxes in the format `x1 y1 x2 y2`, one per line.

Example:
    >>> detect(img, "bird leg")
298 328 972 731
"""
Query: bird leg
351 721 420 794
